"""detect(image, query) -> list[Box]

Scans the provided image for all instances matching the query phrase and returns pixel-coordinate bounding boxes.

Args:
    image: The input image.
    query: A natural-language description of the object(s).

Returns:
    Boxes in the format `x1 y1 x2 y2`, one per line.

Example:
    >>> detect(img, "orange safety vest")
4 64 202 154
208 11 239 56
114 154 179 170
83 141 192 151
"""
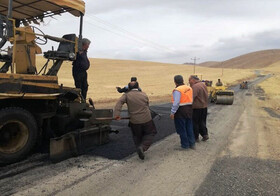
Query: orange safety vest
172 85 193 106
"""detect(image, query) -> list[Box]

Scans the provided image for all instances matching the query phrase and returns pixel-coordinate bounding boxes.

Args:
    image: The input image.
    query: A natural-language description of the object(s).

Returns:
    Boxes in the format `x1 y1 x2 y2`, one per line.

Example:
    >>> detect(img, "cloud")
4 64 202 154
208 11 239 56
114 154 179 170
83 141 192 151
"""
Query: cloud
87 0 278 19
192 29 280 62
89 28 280 64
31 1 280 64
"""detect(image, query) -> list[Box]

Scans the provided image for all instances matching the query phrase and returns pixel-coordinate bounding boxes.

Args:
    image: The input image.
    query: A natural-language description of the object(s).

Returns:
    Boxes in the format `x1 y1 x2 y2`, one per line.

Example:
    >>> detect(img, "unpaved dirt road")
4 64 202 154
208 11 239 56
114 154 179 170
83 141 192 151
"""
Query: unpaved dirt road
1 74 279 196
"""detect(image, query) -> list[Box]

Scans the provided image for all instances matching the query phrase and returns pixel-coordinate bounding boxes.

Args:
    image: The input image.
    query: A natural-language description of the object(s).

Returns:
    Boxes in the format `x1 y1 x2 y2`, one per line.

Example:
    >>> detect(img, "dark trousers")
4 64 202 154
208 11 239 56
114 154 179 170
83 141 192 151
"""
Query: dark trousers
193 108 208 140
174 118 195 148
130 120 157 151
73 71 88 99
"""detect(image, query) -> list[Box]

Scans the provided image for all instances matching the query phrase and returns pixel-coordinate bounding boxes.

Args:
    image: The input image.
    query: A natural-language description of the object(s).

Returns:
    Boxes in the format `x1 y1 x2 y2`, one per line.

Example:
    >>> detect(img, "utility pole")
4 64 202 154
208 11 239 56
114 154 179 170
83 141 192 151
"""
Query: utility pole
191 57 200 74
221 62 224 76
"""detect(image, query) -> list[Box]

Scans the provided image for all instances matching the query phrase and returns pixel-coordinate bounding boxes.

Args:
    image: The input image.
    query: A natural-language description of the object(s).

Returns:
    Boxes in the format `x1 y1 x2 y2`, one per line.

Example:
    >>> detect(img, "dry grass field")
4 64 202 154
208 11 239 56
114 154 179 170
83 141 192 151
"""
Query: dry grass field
255 62 280 160
260 61 280 111
37 56 254 108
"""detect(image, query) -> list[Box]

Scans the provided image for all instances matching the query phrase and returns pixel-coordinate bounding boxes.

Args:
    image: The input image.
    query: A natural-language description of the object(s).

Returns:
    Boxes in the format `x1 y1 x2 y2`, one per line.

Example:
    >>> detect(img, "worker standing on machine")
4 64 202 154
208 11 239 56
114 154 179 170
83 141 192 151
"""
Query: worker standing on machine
216 78 223 86
72 38 91 99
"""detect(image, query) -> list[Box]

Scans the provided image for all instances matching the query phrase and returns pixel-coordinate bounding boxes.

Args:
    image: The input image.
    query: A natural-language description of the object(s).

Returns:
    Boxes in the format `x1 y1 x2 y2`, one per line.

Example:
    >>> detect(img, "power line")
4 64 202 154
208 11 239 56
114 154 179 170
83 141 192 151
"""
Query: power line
90 15 174 53
84 18 166 52
84 19 167 52
84 15 175 53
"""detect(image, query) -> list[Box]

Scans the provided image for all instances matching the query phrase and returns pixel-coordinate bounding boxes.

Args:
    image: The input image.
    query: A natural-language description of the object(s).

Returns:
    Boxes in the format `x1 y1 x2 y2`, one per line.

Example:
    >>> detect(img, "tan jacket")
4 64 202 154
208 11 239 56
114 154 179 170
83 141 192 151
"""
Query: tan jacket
192 81 208 109
114 89 152 124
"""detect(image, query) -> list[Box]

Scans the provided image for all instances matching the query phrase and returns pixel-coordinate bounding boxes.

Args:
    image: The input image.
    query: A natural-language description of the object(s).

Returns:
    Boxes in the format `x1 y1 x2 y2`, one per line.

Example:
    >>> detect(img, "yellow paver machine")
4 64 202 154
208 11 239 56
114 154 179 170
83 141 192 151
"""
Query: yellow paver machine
0 0 115 164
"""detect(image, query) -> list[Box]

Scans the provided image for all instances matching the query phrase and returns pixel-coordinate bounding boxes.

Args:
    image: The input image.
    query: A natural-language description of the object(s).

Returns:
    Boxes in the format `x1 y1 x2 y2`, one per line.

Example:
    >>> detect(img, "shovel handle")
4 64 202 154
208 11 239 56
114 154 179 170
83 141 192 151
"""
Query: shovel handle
95 117 130 120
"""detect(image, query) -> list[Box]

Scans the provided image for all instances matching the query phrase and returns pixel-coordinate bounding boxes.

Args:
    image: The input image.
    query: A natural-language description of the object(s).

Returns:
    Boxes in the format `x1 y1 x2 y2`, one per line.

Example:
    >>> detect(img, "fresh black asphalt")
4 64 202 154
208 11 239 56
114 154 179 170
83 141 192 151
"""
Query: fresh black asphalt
87 103 175 160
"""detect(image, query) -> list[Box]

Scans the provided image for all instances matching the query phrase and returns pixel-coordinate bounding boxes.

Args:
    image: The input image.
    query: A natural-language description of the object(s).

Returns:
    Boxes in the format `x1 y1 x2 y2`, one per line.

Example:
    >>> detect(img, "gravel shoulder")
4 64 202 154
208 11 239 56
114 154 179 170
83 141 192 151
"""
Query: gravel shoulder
196 80 280 196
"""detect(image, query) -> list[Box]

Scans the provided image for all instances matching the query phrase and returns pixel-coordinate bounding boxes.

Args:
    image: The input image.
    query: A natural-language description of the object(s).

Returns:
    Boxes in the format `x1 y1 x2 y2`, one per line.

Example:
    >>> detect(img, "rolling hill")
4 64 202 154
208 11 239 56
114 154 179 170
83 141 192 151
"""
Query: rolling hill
199 49 280 69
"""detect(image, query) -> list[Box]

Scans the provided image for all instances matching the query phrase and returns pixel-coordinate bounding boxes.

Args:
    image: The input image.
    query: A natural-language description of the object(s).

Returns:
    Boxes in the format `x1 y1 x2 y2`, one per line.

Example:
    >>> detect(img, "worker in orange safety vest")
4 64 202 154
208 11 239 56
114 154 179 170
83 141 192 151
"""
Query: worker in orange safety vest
170 75 195 150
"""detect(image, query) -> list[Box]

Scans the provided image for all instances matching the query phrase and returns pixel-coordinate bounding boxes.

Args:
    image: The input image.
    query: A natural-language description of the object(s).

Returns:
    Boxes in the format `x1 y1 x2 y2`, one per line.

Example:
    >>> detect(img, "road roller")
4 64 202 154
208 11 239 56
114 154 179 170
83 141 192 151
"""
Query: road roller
209 85 234 105
240 81 249 89
201 79 234 105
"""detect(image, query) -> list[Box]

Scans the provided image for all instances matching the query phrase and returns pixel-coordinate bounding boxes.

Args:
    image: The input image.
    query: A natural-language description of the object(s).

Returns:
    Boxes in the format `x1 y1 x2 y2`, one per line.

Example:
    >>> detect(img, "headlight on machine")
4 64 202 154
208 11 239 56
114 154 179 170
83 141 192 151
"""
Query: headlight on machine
69 52 76 60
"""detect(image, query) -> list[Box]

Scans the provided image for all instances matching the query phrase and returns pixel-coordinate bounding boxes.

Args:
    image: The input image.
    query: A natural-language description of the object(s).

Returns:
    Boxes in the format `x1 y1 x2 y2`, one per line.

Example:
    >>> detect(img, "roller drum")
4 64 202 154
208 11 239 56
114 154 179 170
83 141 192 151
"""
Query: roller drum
215 95 234 105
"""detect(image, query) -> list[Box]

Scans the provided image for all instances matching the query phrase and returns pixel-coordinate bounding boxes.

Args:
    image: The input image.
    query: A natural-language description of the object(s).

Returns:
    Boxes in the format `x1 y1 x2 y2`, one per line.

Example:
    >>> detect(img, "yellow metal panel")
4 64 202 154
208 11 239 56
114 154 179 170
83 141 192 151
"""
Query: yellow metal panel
21 81 60 89
0 73 58 82
0 93 61 100
15 44 29 74
0 0 85 19
14 44 38 74
14 27 36 44
46 0 85 15
35 44 42 54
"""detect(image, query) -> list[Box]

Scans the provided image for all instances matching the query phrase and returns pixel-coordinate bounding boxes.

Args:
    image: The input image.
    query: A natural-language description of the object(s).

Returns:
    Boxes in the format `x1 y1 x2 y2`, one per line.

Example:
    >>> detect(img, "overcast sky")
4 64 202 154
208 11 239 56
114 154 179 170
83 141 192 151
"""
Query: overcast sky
38 0 280 64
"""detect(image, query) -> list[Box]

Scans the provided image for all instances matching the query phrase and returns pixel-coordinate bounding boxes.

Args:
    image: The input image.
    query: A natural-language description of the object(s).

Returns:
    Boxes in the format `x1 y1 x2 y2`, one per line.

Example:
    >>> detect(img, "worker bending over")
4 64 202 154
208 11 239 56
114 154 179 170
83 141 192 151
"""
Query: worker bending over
114 81 157 160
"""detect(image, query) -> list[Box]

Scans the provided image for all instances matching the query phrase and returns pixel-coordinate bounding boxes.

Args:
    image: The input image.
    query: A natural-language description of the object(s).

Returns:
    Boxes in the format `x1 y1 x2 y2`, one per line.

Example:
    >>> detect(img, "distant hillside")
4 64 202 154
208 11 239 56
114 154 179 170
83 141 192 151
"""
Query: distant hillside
198 61 220 67
199 49 280 69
